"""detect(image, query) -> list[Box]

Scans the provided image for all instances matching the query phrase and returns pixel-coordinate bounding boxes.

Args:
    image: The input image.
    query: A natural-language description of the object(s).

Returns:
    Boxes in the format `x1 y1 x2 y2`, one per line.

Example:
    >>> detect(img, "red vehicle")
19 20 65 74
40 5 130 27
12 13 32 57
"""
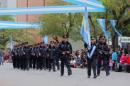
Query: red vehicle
115 54 130 72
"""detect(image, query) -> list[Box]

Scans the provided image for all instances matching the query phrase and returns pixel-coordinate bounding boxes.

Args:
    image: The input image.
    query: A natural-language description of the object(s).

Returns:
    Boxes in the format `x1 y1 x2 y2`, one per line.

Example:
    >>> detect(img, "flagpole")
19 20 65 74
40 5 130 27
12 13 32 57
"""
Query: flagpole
26 0 29 41
88 15 97 39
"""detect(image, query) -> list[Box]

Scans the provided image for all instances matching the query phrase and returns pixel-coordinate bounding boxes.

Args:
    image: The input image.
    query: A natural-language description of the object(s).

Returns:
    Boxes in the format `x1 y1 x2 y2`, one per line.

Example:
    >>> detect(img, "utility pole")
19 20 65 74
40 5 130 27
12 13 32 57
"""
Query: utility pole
26 0 29 21
44 0 46 6
26 0 29 40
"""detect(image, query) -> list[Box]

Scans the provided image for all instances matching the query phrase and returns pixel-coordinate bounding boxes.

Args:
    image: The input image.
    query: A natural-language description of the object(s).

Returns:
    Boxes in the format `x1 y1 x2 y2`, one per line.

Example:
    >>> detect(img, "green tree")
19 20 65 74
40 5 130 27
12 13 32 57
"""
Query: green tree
0 15 14 21
41 0 130 46
0 15 35 49
46 0 68 5
89 0 130 49
0 15 14 49
40 0 84 41
40 13 83 41
101 0 130 49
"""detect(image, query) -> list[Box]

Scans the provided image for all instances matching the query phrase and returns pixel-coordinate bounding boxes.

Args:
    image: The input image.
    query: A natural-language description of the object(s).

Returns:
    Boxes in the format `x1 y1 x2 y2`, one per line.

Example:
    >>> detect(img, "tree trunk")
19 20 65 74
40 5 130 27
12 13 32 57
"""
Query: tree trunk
112 31 118 50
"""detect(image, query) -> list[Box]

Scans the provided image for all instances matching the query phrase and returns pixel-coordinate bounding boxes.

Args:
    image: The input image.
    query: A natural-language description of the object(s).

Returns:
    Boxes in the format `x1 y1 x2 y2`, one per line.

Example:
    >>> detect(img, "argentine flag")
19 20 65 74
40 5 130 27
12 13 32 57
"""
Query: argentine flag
110 20 122 36
80 9 91 49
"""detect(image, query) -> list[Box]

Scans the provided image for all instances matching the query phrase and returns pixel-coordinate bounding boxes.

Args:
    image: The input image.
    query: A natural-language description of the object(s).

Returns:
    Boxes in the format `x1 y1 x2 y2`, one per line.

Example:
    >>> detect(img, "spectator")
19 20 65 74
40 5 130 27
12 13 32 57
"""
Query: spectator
112 49 118 70
126 54 130 64
120 54 127 64
0 49 4 65
109 59 114 71
80 51 87 68
75 50 81 67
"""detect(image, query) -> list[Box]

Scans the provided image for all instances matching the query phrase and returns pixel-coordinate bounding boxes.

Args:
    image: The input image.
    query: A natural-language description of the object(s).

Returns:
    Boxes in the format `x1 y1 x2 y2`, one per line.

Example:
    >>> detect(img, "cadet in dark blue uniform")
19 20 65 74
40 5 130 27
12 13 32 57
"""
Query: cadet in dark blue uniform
44 44 49 70
11 46 17 69
17 46 22 69
21 44 27 70
24 44 30 70
38 43 44 70
97 36 110 76
36 45 40 70
29 45 33 68
59 35 72 76
32 45 37 69
55 41 60 70
41 44 47 70
48 41 56 72
36 44 41 70
87 38 97 78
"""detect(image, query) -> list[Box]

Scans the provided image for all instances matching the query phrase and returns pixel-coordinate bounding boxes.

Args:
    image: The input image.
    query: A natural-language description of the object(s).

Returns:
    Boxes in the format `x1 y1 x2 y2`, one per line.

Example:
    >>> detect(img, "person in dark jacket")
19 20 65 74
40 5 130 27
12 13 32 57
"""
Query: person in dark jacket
55 41 60 70
48 41 56 72
59 35 72 76
11 47 17 68
87 38 97 78
97 36 110 76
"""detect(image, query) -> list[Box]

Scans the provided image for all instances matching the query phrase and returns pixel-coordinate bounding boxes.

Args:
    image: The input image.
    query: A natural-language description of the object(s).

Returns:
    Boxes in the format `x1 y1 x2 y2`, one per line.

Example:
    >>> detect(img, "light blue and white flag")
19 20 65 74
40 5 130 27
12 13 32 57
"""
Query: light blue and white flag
97 19 109 40
0 5 105 15
64 0 105 9
80 8 91 49
43 35 48 44
80 18 84 37
87 45 96 59
80 26 84 37
0 21 41 29
110 20 122 36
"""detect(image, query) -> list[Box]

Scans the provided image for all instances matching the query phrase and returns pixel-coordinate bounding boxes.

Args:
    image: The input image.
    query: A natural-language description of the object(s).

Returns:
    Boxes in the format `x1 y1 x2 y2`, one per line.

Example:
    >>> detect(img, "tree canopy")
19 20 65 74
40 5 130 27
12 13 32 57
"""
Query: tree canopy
40 0 83 41
0 15 35 49
40 0 130 46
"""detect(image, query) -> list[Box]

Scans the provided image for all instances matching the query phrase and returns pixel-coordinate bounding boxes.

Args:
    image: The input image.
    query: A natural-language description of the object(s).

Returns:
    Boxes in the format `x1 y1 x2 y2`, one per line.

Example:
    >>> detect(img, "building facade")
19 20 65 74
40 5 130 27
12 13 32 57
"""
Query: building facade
0 0 16 8
17 0 45 22
17 0 46 43
0 0 7 8
7 0 16 8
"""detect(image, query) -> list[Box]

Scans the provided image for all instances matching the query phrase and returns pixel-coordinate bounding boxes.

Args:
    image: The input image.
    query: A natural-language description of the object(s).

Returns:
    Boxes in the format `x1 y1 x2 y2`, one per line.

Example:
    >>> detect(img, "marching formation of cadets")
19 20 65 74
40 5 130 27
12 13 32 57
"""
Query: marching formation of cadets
11 35 72 76
11 35 111 78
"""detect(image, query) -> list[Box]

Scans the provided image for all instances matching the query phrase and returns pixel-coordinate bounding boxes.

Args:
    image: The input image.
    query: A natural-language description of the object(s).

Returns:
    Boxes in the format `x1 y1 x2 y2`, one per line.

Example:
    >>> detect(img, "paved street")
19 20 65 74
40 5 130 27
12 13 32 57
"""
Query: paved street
0 63 130 86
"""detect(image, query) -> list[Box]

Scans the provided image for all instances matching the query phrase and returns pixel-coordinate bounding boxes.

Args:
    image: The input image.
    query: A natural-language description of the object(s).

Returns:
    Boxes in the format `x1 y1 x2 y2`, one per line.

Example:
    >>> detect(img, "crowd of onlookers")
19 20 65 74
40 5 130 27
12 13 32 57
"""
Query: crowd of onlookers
0 44 130 73
110 46 130 72
70 49 87 68
69 46 130 72
0 50 10 65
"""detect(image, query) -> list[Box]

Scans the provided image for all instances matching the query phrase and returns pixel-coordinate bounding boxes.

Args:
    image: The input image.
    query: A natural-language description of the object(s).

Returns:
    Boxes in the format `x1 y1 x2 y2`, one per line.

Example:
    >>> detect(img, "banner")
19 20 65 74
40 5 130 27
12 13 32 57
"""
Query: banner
0 21 40 29
87 45 96 59
43 35 48 44
80 8 91 49
0 0 106 48
64 0 105 9
110 20 122 36
0 5 105 15
118 37 130 43
80 21 84 37
97 19 110 40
